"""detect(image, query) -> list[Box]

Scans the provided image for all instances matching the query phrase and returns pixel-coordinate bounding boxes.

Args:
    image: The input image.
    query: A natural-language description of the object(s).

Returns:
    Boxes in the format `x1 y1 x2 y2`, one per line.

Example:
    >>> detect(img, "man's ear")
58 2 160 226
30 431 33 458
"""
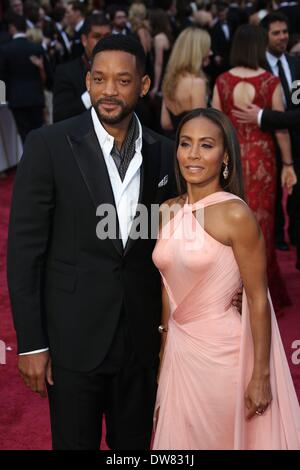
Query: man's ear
86 71 91 92
140 74 151 97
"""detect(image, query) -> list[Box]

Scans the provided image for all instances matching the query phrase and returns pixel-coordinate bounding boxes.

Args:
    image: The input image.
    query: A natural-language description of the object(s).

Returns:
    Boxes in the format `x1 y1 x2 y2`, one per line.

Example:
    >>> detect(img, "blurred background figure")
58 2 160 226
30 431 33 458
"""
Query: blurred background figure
0 13 51 142
53 12 111 122
108 4 131 35
66 0 86 59
212 24 297 310
262 12 300 270
148 7 172 132
210 1 236 83
161 26 210 137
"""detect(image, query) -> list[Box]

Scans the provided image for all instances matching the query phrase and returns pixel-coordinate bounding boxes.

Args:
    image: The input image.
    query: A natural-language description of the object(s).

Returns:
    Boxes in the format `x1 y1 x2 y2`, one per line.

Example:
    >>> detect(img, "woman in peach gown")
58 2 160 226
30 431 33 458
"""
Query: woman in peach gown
152 108 300 450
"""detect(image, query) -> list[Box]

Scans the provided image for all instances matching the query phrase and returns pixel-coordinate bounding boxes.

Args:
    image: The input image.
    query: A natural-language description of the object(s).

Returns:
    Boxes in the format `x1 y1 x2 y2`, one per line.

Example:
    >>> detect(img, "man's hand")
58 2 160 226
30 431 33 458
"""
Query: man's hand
232 104 261 124
232 287 243 314
18 351 53 398
29 55 44 70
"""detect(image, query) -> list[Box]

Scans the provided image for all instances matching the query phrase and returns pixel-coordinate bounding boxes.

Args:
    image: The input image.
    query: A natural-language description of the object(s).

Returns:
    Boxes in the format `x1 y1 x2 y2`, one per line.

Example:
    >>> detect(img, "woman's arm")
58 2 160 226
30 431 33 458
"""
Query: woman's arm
151 34 165 97
211 84 222 111
159 283 170 357
138 27 152 54
228 201 272 420
160 99 173 131
272 84 297 194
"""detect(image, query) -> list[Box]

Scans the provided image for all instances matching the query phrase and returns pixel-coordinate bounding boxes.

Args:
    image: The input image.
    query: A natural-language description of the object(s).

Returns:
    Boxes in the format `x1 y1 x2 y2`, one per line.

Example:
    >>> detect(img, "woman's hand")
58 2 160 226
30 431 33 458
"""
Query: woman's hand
281 165 297 195
244 375 272 420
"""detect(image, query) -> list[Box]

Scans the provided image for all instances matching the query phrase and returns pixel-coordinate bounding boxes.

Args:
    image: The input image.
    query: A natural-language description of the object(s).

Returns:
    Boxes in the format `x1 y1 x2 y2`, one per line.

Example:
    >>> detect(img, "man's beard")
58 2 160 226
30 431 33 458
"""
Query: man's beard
93 97 138 125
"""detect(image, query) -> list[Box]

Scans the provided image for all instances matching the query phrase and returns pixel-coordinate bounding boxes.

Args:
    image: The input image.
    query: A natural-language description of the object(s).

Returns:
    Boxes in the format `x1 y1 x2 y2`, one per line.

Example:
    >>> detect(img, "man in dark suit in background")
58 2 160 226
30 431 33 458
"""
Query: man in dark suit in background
262 12 300 259
53 13 111 122
51 5 72 64
210 1 237 83
66 0 85 59
233 100 300 270
7 34 176 450
0 14 48 142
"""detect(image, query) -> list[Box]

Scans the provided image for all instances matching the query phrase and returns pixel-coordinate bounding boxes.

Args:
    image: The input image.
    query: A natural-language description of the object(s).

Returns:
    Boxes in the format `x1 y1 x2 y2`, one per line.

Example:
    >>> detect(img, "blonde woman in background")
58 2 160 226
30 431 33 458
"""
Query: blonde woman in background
129 2 152 55
161 27 211 136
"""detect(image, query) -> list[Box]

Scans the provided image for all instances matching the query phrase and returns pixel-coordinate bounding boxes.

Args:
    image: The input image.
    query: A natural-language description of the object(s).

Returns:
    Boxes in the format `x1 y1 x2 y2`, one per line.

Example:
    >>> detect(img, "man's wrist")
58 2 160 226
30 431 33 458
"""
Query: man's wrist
257 109 263 127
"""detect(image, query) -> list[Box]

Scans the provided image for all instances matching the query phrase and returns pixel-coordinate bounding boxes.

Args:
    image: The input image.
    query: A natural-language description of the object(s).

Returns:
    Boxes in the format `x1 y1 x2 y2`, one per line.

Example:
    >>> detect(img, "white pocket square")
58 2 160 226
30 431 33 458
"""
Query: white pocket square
158 175 168 188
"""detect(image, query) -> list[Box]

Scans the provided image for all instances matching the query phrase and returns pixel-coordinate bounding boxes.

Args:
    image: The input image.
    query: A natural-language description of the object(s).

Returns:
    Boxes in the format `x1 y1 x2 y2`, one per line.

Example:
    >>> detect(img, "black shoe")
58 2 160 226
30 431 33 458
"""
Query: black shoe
276 241 289 251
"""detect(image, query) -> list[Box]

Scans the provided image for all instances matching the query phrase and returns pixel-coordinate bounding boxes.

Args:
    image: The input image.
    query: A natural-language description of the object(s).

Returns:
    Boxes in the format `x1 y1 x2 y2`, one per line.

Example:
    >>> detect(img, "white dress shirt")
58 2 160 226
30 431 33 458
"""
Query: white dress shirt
266 51 292 107
91 107 143 248
221 23 230 41
75 19 84 33
56 22 72 53
20 108 143 356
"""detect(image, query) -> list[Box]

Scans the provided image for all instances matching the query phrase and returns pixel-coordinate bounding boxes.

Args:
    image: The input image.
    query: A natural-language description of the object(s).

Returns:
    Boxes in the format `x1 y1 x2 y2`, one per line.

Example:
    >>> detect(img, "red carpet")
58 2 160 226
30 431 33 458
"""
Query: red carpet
0 169 299 450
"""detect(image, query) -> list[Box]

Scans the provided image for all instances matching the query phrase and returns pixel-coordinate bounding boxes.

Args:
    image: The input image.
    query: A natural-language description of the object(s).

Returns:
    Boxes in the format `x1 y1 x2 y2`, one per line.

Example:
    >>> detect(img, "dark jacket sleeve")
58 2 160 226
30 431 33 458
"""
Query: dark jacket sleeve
261 108 300 131
53 64 87 122
7 130 55 353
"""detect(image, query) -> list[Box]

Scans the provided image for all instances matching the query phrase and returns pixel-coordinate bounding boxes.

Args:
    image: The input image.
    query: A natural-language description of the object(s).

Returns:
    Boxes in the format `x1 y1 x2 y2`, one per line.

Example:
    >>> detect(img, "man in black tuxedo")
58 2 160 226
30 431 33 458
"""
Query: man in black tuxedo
51 6 72 64
7 34 177 450
66 0 85 59
233 102 300 270
210 1 237 83
262 12 300 257
0 14 46 142
53 13 111 122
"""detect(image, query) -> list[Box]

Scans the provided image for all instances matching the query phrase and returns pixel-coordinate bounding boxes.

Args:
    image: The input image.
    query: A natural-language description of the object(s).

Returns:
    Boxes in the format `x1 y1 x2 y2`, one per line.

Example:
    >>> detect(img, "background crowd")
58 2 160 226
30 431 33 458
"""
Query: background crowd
0 0 300 308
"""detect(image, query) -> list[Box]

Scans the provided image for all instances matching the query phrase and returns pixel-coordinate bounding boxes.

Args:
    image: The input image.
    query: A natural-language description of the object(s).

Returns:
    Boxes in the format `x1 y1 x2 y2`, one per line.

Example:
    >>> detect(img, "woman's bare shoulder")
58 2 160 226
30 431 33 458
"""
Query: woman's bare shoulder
223 199 261 240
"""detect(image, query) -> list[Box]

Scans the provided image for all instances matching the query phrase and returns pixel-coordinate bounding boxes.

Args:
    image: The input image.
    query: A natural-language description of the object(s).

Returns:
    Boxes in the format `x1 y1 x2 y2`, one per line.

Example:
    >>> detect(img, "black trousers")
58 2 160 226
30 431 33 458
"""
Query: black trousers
11 106 44 143
47 314 158 450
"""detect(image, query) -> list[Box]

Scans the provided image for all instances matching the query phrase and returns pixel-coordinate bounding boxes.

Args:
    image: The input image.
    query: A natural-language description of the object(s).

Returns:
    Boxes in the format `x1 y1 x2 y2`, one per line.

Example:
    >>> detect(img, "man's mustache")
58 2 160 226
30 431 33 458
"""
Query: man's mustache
96 98 124 106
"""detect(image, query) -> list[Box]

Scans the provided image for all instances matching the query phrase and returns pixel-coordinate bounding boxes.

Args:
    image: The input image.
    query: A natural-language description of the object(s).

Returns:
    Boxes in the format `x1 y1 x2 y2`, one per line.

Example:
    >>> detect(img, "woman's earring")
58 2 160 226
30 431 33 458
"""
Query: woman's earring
223 162 229 180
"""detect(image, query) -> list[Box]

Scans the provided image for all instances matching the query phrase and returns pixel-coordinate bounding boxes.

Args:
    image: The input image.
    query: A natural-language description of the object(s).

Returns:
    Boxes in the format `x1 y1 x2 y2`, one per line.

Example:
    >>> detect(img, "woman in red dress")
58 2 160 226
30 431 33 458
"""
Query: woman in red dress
212 25 297 310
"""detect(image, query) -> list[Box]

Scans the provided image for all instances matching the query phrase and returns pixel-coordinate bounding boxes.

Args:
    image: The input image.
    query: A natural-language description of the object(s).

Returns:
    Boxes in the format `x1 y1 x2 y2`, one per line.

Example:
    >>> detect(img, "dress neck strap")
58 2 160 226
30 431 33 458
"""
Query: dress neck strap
185 191 244 210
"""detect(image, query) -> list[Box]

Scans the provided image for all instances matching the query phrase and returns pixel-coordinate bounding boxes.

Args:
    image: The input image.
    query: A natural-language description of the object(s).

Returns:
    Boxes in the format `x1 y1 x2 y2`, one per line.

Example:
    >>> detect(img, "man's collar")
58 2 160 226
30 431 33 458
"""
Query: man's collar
75 19 84 32
266 50 285 66
13 33 27 39
91 107 142 151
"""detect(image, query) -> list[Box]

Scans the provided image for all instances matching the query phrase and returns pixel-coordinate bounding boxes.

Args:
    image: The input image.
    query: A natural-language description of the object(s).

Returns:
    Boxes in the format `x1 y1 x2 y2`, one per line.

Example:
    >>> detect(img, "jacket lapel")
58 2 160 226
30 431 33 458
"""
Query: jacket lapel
285 54 296 83
67 111 123 256
124 128 161 256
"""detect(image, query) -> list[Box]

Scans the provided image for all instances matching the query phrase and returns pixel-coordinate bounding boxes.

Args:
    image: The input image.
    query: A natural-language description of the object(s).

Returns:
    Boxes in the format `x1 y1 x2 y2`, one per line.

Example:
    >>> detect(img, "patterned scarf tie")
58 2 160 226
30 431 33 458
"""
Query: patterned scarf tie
110 115 139 181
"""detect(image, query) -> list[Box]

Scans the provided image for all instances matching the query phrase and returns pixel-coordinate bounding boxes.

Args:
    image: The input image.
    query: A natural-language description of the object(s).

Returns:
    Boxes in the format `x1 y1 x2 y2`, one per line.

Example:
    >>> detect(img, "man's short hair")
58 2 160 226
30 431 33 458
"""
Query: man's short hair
91 33 146 75
261 12 289 31
81 13 111 36
107 5 127 22
67 0 85 15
